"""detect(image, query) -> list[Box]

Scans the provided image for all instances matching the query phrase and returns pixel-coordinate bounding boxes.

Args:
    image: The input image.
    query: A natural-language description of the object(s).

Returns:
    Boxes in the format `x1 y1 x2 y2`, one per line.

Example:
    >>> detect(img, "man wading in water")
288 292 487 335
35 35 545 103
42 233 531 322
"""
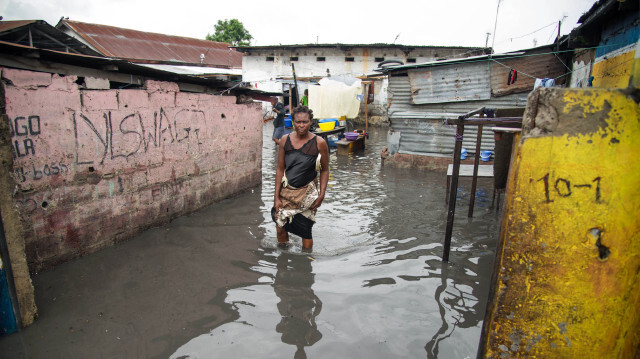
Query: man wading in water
272 106 329 250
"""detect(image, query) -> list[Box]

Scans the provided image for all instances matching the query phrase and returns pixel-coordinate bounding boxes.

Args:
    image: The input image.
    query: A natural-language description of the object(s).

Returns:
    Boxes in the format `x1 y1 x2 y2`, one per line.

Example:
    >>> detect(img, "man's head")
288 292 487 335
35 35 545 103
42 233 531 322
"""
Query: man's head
270 97 277 106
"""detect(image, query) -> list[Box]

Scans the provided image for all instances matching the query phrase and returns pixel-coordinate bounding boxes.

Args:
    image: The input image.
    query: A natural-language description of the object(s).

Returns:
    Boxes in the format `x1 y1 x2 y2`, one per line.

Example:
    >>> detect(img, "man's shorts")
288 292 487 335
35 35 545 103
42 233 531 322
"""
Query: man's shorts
273 126 290 140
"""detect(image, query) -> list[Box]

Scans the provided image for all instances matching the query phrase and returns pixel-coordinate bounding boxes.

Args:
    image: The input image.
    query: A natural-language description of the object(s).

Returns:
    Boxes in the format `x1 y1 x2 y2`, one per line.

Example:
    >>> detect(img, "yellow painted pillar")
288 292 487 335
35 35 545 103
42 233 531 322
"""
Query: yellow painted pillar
479 87 640 358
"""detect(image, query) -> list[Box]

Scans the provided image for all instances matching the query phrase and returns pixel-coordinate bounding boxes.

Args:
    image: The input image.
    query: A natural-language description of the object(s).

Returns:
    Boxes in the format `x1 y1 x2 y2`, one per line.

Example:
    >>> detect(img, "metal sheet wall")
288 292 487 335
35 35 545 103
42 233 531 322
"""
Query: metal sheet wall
490 52 567 96
408 61 491 104
388 74 528 156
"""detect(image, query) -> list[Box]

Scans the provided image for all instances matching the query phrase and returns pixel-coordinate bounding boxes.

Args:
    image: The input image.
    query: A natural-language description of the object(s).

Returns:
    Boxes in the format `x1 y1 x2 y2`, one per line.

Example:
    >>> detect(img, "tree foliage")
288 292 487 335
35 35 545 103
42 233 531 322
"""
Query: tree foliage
206 19 253 46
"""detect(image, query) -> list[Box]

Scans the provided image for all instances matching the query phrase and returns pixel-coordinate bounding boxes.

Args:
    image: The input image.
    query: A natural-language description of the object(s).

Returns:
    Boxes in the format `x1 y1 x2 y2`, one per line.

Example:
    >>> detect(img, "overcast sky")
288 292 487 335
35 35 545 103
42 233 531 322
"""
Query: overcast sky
3 0 595 53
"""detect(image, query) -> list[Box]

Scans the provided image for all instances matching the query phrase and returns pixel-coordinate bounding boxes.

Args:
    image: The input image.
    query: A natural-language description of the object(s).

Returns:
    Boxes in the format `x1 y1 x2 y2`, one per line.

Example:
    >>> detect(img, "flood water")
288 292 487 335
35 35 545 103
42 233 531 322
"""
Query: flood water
0 123 501 359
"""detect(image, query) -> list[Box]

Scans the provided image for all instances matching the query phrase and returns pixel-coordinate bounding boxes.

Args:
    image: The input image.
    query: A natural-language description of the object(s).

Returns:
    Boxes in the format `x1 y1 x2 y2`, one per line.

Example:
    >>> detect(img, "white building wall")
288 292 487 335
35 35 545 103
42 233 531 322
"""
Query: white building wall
241 45 484 121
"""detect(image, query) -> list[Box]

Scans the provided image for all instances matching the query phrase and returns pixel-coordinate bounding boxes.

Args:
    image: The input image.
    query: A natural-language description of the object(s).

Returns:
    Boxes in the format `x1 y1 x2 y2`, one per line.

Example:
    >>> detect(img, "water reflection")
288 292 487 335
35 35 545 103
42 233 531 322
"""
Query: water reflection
170 125 500 358
425 260 484 359
274 253 322 358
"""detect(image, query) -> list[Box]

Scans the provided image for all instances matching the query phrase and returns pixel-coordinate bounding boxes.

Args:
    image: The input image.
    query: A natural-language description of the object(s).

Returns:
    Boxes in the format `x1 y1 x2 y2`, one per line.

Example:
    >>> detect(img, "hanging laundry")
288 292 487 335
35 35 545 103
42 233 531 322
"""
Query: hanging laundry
534 78 555 89
507 69 518 85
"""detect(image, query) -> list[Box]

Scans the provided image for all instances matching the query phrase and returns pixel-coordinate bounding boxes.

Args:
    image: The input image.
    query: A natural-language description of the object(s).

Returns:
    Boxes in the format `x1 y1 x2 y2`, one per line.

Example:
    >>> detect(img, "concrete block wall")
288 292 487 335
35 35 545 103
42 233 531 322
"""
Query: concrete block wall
1 68 263 273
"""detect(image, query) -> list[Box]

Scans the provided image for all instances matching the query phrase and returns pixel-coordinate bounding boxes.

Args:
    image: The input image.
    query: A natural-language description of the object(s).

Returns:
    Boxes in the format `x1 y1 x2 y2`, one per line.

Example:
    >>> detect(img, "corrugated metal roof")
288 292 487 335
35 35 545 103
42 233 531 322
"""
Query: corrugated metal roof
375 52 524 73
0 20 101 56
139 64 242 76
57 20 242 68
0 40 243 92
407 61 491 104
0 20 37 32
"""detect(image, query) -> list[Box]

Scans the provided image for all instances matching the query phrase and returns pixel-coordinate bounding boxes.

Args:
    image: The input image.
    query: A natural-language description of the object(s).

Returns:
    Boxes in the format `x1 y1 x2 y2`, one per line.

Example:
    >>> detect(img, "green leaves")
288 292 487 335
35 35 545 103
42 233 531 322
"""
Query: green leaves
205 19 253 46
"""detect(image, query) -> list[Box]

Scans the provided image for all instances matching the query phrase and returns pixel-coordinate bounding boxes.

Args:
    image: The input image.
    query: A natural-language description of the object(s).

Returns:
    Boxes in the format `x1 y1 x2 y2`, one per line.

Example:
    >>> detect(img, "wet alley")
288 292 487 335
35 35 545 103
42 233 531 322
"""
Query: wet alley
0 124 502 358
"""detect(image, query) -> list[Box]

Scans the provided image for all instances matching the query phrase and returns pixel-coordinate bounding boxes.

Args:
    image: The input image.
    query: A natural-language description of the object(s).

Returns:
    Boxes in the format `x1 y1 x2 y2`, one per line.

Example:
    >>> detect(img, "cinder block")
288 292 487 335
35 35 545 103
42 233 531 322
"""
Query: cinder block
1 68 51 88
81 90 118 110
145 80 179 93
118 89 150 109
84 77 110 89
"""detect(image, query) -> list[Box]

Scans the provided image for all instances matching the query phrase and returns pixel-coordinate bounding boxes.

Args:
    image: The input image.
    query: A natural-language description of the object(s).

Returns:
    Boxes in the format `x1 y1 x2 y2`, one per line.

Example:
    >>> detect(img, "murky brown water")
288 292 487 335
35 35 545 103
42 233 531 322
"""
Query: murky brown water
0 123 501 359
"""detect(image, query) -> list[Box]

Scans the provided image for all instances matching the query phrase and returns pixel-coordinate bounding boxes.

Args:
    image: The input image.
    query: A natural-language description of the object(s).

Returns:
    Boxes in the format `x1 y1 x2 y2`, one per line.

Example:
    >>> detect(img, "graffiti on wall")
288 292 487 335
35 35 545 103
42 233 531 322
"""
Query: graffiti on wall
9 115 71 183
74 108 205 166
10 115 40 158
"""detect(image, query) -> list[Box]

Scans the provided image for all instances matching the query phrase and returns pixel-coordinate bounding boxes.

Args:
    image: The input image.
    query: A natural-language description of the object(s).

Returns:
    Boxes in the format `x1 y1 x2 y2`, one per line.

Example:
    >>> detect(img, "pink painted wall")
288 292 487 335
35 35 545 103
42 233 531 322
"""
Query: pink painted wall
1 68 263 271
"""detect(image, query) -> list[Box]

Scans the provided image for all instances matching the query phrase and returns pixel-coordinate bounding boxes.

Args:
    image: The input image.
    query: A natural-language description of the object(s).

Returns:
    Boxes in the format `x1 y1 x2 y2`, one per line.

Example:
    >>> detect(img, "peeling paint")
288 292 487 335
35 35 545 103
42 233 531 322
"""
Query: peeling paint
481 88 640 358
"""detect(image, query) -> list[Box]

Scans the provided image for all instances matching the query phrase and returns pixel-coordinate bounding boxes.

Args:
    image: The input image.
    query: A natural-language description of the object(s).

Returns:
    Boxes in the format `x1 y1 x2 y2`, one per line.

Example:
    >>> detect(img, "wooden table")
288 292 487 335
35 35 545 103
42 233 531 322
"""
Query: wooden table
312 126 346 140
336 135 365 155
445 164 494 204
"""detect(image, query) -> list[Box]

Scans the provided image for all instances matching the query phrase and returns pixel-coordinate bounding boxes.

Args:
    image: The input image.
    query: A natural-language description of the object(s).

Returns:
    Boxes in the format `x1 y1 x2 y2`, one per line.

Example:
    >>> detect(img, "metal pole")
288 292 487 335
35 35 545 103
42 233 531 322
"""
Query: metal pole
443 124 464 262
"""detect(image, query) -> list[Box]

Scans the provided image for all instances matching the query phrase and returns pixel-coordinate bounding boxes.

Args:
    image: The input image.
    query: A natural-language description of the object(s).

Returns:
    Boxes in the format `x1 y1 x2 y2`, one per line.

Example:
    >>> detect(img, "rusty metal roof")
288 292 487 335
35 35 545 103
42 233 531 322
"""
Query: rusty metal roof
0 39 248 92
0 20 37 32
57 20 242 68
0 20 101 56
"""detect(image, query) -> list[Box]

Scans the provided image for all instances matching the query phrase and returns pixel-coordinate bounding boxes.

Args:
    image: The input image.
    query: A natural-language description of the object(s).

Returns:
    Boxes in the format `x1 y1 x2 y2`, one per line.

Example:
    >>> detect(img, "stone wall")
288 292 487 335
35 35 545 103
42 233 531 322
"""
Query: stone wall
1 68 262 277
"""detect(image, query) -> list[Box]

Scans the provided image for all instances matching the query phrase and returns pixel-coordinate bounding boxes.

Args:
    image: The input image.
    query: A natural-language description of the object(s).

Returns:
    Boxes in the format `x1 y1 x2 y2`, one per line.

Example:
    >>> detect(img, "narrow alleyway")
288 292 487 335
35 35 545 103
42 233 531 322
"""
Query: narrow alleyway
0 124 501 359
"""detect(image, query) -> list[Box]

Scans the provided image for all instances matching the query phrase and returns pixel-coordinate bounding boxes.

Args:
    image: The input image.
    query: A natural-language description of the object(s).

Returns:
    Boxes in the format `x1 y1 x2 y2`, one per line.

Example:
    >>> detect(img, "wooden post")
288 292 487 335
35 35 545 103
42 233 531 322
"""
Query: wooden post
468 113 485 217
288 87 292 112
291 63 299 107
364 83 369 134
443 123 464 262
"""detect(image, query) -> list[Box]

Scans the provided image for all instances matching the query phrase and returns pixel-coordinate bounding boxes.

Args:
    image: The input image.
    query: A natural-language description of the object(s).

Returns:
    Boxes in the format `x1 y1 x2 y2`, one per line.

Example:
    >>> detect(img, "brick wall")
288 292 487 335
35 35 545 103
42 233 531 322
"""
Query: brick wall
1 68 262 272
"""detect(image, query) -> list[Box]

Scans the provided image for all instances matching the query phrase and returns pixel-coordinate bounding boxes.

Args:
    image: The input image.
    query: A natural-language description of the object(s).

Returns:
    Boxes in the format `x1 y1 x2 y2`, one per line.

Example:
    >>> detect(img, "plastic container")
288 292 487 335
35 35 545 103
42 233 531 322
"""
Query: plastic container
284 116 292 128
480 150 492 162
344 132 359 141
318 121 336 131
327 135 338 147
461 148 468 160
319 118 339 127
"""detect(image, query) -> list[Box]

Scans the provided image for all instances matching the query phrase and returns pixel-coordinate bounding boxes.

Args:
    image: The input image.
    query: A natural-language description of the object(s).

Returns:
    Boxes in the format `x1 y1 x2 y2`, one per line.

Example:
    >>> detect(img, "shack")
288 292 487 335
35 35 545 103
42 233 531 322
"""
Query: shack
233 43 488 126
376 45 570 170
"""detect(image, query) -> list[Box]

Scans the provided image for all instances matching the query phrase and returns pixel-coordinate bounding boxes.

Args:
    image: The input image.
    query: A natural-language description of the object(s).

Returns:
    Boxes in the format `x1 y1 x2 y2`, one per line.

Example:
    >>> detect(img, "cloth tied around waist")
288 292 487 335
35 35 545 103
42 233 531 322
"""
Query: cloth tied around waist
273 174 319 228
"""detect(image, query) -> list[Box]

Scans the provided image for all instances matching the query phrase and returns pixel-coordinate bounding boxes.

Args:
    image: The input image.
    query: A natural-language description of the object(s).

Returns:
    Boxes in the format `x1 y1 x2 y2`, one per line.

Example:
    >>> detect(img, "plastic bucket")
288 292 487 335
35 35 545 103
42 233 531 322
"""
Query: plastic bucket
480 150 492 161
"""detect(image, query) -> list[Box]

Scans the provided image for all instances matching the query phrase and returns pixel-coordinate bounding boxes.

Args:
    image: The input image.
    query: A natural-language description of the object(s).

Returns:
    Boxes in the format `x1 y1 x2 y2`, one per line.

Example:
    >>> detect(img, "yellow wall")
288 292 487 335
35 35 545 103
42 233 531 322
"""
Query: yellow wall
481 88 640 358
592 50 635 88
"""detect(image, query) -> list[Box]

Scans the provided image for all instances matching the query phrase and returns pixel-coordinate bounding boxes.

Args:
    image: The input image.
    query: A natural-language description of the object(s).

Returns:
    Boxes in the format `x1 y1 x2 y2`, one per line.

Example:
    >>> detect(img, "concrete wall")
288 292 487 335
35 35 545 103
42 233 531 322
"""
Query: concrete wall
1 68 262 278
242 46 484 124
241 47 479 83
479 87 640 358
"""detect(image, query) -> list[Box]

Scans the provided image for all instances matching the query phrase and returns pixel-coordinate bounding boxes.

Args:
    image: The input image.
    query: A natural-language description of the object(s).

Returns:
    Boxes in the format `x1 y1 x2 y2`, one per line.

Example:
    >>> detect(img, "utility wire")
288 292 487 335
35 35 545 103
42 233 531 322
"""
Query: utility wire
490 0 502 53
492 21 558 46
